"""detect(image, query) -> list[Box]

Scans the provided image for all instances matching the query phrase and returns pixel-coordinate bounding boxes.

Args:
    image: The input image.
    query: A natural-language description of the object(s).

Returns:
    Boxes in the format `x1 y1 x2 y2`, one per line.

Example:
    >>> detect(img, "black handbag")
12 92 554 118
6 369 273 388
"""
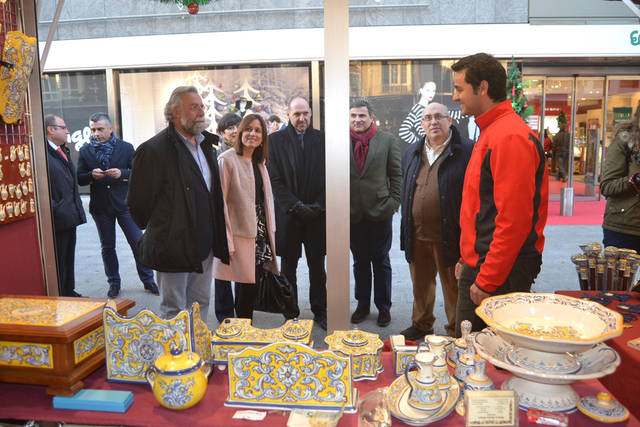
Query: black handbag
254 270 300 319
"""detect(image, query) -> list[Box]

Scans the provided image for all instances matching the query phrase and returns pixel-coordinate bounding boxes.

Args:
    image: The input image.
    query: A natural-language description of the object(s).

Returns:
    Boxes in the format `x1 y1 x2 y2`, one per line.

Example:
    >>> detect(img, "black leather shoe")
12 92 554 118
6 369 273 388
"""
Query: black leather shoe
350 306 370 324
107 284 120 298
314 314 327 331
144 282 160 295
377 309 391 327
400 325 433 341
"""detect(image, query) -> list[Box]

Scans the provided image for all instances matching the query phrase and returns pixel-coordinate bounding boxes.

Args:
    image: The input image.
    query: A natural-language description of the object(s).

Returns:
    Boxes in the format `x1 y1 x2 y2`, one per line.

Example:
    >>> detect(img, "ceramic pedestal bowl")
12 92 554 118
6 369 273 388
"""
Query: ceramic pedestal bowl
475 292 623 354
473 328 621 413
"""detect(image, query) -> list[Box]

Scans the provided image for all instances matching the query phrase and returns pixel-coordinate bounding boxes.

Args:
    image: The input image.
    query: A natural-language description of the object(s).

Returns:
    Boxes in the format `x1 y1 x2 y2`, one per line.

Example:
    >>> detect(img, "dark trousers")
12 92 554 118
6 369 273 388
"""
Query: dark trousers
281 250 326 317
54 228 77 296
350 216 393 311
92 210 155 288
214 279 235 322
234 265 261 319
455 254 542 337
603 228 640 254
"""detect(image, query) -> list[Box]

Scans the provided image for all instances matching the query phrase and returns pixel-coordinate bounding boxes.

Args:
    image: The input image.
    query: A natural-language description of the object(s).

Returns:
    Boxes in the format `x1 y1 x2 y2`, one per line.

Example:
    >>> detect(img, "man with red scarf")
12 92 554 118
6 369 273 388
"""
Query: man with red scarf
349 98 402 327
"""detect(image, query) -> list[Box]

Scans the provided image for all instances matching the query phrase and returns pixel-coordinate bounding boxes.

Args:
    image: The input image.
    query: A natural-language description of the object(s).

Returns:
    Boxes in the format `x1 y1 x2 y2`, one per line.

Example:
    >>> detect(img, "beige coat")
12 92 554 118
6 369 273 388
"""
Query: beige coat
212 148 278 283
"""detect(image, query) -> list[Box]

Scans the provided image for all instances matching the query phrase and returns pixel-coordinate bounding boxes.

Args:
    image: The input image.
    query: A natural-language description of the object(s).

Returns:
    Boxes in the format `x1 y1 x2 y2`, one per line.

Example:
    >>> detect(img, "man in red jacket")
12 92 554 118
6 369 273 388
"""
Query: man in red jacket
451 53 549 336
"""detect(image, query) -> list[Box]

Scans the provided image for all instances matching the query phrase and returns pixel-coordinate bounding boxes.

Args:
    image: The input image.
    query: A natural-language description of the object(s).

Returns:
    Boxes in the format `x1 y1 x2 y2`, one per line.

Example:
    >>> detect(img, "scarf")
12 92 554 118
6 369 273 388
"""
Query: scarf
90 133 116 170
350 122 377 172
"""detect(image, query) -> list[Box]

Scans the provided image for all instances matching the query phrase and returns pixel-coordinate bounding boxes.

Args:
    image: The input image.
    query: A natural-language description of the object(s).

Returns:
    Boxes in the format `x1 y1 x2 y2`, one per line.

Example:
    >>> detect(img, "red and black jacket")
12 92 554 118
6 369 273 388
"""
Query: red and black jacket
459 100 548 293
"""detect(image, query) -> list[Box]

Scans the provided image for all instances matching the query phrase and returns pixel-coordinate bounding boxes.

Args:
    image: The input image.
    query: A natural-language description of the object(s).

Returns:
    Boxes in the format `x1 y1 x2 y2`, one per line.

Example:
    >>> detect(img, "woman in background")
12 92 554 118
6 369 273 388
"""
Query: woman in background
212 114 279 319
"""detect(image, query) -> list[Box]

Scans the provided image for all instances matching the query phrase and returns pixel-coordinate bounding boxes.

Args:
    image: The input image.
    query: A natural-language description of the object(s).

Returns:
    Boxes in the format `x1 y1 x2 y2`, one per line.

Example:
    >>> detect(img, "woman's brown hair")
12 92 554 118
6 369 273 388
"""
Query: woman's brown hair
235 113 269 164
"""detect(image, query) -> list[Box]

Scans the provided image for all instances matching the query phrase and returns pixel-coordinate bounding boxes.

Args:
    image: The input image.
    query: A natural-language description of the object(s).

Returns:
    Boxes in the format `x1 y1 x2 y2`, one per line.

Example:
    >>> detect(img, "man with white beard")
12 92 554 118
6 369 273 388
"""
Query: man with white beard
127 86 229 321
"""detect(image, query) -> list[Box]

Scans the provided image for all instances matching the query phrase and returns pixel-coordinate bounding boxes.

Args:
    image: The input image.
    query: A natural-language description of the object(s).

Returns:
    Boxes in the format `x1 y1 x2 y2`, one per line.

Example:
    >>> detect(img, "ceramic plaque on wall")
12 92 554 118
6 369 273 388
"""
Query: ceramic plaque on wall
212 318 313 366
226 342 357 412
104 302 212 383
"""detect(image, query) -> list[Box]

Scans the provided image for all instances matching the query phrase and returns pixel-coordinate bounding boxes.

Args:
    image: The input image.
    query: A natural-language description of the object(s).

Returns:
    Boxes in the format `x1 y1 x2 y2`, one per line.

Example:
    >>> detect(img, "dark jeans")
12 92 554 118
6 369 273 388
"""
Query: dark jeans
603 228 640 254
214 279 235 322
54 228 77 296
281 251 326 317
92 211 155 287
557 154 567 180
455 254 542 337
350 216 393 311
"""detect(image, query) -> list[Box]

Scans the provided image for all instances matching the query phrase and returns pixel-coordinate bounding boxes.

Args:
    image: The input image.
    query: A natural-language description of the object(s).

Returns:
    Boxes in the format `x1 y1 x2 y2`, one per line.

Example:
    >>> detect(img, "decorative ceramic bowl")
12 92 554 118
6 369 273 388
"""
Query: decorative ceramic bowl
473 328 621 413
146 347 211 410
475 293 623 353
325 330 383 381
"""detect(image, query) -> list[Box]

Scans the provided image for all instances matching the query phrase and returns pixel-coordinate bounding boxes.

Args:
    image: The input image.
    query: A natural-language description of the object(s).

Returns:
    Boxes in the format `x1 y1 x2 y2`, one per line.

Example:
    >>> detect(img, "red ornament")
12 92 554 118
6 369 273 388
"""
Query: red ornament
218 83 222 88
187 2 199 14
258 107 262 111
232 95 237 99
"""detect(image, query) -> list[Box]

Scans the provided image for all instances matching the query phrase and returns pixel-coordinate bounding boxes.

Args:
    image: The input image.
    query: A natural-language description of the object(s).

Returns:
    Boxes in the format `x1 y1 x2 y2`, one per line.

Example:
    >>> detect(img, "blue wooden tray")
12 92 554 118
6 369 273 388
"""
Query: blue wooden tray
53 389 134 413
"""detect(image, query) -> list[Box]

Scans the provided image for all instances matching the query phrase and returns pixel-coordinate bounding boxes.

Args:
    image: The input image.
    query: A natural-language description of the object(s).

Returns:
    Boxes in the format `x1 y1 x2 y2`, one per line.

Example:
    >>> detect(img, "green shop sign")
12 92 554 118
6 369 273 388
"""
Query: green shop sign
632 30 640 46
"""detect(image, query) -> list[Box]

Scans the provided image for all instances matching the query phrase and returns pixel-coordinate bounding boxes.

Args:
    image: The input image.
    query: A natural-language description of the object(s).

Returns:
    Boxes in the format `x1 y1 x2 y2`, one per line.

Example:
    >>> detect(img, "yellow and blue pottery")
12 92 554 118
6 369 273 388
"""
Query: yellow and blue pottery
146 347 211 410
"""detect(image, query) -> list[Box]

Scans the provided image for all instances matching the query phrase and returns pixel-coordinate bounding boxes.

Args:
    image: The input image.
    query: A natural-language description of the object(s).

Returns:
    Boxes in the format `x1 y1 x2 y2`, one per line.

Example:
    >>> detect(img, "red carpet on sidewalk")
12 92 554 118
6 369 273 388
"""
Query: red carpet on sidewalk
547 200 605 225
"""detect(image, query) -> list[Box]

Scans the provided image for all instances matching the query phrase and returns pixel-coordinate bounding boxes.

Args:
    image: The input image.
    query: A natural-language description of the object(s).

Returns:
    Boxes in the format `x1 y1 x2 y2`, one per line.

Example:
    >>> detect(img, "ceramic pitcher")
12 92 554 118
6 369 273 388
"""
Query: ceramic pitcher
404 350 444 413
449 319 472 366
464 357 494 391
454 334 475 383
426 335 451 390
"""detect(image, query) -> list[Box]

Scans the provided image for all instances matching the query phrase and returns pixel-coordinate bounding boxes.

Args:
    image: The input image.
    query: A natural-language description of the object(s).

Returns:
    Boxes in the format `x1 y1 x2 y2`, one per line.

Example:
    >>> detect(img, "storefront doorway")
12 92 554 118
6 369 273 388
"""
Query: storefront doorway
524 74 639 201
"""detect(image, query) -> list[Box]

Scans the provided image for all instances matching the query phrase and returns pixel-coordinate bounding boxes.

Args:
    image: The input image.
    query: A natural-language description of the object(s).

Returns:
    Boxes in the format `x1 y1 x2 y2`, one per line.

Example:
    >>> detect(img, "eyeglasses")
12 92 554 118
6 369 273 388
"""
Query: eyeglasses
50 125 68 130
422 114 448 122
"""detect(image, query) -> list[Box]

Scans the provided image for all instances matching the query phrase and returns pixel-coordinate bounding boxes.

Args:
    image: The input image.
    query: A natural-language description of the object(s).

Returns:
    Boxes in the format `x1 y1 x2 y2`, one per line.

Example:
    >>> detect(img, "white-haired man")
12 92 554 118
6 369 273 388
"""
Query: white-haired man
127 86 229 321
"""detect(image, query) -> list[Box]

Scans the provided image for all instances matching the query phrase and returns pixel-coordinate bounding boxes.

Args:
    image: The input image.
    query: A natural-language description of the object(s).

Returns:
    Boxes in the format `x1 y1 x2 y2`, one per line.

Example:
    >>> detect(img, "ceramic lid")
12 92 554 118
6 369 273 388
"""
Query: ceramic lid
215 318 242 338
577 392 629 423
324 330 383 355
281 319 310 340
153 347 202 375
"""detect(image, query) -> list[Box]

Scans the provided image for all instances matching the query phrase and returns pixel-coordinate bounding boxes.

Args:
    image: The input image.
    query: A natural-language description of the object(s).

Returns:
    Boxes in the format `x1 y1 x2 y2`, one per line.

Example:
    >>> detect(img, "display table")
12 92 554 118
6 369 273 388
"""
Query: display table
557 290 640 420
1 351 638 426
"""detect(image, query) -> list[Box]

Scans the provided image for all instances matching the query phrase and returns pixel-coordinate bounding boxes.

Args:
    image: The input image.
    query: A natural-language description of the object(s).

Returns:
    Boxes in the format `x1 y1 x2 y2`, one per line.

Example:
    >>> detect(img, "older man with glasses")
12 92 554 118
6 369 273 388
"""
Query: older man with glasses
399 102 473 339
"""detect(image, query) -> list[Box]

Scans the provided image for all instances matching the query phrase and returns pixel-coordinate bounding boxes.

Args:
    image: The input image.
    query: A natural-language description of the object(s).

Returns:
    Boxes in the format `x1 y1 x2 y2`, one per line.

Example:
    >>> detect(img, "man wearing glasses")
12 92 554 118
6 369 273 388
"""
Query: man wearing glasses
45 114 87 297
127 86 229 322
399 103 473 340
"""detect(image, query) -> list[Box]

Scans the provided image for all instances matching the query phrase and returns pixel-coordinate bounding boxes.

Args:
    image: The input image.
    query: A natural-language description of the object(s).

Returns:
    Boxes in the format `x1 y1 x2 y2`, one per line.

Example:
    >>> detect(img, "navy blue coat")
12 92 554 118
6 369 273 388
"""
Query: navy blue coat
47 143 86 231
76 137 134 215
400 126 473 267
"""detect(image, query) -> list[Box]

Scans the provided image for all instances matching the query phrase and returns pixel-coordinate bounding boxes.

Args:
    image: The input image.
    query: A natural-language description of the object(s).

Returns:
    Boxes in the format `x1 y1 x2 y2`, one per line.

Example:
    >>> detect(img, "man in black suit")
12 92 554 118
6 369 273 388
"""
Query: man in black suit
45 114 87 297
268 96 327 330
77 113 158 298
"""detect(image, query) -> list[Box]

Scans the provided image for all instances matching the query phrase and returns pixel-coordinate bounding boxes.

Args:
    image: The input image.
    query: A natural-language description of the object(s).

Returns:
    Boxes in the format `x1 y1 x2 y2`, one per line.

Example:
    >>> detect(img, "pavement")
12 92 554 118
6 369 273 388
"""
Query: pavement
73 196 601 348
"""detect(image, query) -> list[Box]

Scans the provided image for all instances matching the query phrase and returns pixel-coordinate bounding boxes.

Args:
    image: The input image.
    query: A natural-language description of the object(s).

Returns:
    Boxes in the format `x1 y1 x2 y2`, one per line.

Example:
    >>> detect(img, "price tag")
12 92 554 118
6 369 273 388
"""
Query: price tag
465 390 518 427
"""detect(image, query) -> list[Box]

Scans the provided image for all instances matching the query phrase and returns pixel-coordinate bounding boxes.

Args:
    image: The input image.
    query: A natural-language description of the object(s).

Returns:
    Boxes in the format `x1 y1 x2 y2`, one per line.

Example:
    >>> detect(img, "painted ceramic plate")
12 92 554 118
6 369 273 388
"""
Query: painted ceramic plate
386 371 460 426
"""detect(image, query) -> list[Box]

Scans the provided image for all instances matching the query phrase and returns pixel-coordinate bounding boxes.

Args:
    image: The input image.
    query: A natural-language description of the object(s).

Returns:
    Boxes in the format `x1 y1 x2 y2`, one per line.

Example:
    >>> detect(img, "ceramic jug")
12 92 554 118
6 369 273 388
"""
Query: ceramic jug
449 319 472 367
464 357 494 391
426 335 451 390
146 347 212 410
454 335 475 384
404 350 444 413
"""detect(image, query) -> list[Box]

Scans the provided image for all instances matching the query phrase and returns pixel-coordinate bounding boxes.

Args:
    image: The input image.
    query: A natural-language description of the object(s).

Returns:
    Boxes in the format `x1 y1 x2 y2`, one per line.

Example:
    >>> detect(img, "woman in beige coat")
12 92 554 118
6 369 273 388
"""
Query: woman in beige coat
213 113 278 319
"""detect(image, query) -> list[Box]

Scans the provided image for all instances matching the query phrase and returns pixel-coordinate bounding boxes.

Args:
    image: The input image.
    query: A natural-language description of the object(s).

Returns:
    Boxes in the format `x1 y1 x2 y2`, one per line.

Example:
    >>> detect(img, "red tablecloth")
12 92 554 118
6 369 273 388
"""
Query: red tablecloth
557 290 640 420
1 351 638 426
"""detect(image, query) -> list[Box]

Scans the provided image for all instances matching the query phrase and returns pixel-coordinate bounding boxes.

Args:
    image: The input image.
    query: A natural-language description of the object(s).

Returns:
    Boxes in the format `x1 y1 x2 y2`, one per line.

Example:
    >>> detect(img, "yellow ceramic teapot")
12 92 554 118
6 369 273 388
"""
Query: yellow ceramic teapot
146 347 211 410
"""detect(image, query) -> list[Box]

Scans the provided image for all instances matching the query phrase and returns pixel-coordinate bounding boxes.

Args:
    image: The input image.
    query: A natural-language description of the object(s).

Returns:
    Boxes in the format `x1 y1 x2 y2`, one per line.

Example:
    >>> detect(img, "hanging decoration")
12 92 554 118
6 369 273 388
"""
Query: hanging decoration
506 57 533 121
152 0 213 15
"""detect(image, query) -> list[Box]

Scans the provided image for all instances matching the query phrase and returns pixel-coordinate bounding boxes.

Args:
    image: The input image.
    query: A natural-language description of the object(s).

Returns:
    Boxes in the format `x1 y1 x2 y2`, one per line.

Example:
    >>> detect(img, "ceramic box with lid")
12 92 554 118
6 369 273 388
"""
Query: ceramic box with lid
0 295 134 395
324 329 383 381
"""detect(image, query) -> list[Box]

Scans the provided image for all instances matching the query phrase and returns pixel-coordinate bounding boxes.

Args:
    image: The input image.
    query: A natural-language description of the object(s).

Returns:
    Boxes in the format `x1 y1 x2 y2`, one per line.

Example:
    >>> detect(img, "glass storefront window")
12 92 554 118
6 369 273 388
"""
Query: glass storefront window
543 78 573 194
118 65 311 147
41 71 108 156
576 78 605 197
349 59 478 152
606 78 640 148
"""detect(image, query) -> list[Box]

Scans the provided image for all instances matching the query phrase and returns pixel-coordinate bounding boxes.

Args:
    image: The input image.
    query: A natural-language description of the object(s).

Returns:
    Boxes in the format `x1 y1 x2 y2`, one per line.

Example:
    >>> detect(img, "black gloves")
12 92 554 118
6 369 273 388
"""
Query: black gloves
288 201 322 224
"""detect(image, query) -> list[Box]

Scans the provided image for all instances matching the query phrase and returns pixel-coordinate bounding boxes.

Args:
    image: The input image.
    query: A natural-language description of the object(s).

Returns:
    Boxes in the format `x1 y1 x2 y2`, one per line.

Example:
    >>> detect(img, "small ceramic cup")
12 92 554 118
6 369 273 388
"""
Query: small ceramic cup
426 335 451 390
404 351 444 413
